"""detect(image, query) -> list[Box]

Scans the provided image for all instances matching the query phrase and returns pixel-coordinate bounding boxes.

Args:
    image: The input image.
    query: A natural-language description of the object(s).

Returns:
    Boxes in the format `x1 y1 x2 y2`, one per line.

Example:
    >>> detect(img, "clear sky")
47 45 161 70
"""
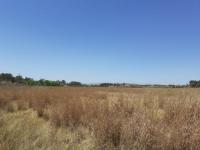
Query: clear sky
0 0 200 84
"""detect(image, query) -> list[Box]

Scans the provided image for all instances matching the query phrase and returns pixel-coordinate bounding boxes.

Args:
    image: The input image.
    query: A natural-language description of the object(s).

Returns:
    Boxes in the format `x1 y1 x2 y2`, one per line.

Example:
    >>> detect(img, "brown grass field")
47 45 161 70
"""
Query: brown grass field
1 86 200 150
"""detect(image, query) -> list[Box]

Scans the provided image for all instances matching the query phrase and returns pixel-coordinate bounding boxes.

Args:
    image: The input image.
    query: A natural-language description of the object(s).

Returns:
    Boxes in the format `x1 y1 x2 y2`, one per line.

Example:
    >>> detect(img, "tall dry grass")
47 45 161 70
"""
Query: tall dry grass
1 86 200 149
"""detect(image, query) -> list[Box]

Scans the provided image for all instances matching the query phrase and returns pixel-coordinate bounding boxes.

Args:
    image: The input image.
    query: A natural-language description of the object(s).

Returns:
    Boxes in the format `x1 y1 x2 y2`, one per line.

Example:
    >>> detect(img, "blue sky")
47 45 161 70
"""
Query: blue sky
0 0 200 84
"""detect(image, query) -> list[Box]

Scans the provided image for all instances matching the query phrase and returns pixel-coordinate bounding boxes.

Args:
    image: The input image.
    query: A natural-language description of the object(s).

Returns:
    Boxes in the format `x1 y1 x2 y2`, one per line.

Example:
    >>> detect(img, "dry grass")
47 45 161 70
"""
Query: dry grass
0 109 94 150
1 86 200 149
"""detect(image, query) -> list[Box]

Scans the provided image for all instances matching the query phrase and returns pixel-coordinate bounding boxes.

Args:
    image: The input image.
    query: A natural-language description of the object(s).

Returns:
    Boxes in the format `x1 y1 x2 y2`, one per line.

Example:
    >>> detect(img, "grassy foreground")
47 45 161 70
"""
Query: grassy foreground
0 110 94 150
1 86 200 149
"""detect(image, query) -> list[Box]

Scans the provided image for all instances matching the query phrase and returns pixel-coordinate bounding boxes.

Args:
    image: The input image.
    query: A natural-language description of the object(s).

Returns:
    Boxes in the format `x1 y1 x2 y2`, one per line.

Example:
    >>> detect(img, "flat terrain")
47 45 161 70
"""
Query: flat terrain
1 86 200 150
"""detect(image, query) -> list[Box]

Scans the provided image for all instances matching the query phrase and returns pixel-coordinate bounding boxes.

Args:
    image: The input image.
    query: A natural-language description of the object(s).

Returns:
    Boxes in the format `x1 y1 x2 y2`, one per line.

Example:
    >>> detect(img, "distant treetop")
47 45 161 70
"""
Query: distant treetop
0 73 67 86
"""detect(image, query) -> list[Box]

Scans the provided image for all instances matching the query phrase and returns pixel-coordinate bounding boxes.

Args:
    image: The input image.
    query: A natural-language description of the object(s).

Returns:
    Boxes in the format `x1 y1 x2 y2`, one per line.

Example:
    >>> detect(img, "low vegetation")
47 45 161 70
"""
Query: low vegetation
1 86 200 149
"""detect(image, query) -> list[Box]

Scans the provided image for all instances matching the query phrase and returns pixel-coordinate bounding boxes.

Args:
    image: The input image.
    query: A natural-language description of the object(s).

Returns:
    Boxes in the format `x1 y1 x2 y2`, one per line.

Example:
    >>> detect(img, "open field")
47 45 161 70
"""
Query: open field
1 86 200 150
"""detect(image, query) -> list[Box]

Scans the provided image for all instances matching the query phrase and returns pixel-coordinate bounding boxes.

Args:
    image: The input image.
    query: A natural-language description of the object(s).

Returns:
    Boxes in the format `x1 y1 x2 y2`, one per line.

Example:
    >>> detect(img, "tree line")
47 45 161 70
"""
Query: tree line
1 73 199 87
189 80 200 88
0 73 82 86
